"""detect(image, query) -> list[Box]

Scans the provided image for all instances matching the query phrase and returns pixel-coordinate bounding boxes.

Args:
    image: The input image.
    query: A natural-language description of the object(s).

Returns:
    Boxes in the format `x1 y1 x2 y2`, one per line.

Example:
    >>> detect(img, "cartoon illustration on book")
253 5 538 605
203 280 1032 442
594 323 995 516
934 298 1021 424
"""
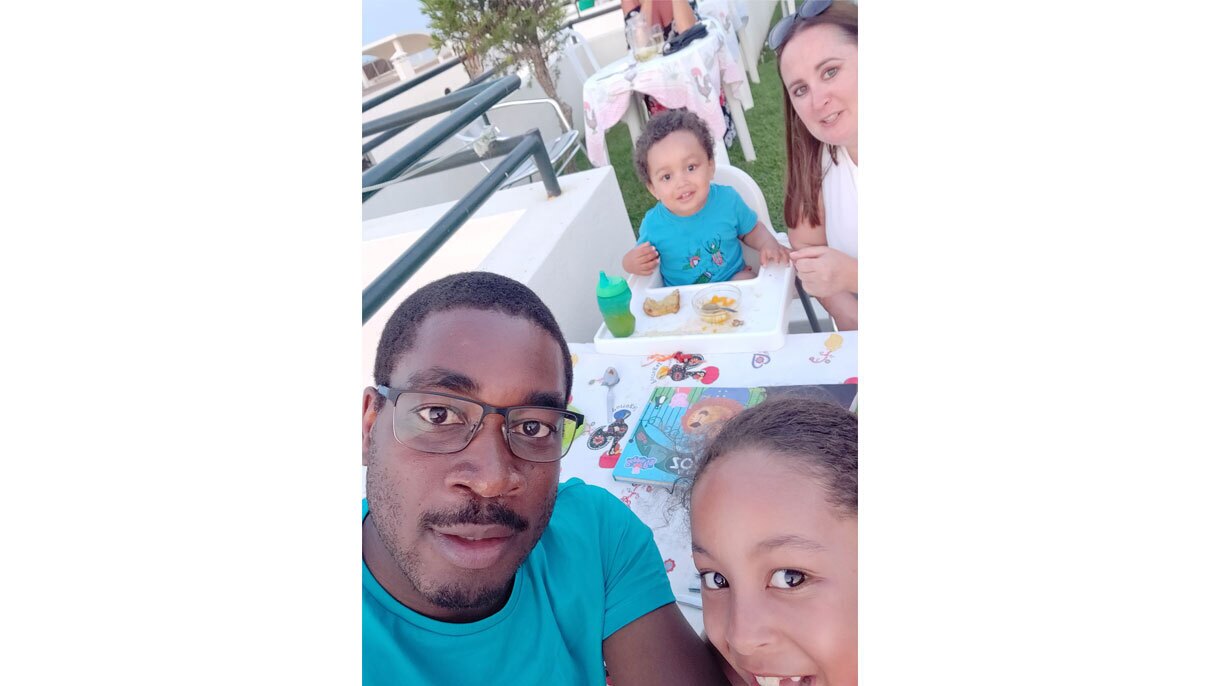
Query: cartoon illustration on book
613 384 858 490
612 387 764 489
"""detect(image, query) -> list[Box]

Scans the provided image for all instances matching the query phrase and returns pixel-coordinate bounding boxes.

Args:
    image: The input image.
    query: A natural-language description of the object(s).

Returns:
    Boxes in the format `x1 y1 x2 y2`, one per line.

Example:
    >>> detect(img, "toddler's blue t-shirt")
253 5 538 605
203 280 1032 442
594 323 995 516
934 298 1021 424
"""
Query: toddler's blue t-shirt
637 183 759 286
362 478 676 685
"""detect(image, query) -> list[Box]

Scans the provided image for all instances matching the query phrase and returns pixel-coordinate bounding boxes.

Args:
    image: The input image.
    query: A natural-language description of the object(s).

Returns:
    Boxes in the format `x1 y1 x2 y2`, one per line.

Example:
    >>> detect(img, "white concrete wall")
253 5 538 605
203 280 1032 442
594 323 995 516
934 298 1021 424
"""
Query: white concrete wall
362 166 637 386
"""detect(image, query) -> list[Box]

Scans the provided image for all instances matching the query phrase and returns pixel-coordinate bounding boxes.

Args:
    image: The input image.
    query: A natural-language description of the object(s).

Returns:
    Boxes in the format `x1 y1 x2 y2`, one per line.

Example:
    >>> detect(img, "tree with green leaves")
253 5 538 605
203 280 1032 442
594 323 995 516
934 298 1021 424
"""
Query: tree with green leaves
421 0 573 126
419 0 487 78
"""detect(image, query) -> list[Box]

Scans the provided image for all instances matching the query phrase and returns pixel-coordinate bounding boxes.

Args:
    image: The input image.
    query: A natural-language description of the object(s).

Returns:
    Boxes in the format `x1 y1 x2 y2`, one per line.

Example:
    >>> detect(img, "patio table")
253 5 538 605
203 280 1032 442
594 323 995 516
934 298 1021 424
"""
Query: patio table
560 331 858 631
581 16 755 168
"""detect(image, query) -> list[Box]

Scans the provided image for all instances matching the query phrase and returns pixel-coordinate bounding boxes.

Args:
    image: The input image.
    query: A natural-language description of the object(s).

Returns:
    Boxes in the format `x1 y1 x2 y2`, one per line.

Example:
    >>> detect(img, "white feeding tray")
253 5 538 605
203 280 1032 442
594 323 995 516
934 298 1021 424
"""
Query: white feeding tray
593 256 796 356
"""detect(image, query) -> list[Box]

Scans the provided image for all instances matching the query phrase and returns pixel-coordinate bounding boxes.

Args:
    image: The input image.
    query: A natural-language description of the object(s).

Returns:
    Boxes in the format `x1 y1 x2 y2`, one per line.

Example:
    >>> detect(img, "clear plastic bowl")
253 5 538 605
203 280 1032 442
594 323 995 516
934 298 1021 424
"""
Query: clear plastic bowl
693 284 742 325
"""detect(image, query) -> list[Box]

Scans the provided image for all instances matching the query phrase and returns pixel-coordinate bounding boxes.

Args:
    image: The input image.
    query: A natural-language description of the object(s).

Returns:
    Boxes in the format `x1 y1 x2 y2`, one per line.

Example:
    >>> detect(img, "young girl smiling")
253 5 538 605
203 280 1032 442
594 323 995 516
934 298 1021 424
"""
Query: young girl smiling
689 397 857 686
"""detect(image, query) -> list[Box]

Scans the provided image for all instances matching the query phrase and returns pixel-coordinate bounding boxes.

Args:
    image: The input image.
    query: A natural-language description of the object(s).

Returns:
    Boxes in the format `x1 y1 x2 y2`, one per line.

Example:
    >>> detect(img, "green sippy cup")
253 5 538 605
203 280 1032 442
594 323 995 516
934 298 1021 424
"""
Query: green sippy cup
596 271 636 338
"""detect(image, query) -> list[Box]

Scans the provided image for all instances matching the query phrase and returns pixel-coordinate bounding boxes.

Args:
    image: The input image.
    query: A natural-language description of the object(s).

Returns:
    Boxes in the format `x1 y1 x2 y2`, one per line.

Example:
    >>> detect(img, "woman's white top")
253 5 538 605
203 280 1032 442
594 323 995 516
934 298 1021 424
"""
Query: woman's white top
821 145 858 259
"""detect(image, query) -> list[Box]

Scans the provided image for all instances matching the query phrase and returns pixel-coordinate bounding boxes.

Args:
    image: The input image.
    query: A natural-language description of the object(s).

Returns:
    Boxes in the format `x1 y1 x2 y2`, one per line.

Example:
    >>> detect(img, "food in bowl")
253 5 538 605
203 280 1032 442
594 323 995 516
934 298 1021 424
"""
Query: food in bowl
693 285 741 325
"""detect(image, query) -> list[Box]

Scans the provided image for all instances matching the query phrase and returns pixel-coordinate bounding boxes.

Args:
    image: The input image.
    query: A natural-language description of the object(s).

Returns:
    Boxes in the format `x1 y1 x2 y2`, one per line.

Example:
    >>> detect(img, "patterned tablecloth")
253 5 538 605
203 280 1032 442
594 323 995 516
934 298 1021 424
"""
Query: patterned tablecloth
581 17 748 167
559 331 858 612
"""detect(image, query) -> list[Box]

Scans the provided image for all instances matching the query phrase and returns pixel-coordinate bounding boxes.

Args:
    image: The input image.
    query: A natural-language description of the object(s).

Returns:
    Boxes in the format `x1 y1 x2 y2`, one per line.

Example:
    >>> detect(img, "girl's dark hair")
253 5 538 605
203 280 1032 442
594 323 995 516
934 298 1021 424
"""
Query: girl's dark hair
777 1 858 230
689 396 857 517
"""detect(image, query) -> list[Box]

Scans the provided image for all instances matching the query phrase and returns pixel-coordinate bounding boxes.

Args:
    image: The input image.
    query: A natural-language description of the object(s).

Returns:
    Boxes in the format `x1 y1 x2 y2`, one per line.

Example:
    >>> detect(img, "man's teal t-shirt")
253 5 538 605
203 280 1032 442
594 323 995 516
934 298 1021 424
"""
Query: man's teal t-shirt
637 183 759 286
362 478 676 685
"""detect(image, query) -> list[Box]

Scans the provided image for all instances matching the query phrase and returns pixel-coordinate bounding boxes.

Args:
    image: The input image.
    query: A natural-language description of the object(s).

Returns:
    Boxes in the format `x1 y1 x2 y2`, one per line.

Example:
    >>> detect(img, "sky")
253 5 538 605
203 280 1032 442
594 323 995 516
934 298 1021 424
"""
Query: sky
363 0 430 46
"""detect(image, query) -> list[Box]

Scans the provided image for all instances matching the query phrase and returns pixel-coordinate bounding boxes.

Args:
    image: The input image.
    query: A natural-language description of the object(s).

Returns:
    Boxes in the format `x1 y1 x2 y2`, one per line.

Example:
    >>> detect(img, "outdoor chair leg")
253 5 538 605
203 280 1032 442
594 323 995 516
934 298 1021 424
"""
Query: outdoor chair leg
795 277 822 333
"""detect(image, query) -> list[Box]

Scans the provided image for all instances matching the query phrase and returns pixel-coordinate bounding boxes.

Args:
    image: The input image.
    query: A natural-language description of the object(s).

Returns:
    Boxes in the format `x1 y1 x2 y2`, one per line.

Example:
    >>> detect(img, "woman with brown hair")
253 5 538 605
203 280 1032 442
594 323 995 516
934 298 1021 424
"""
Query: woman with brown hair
774 1 859 330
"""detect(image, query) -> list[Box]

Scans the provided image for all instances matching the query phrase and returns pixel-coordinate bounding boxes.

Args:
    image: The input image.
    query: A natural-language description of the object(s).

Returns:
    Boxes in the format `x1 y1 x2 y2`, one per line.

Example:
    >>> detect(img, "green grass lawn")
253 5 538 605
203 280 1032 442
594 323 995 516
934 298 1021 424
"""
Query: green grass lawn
569 27 789 236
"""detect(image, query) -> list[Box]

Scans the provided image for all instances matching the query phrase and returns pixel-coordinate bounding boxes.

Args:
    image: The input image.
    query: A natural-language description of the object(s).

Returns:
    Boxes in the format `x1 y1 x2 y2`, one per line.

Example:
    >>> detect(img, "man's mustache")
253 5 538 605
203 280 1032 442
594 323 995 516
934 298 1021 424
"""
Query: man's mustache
420 500 529 532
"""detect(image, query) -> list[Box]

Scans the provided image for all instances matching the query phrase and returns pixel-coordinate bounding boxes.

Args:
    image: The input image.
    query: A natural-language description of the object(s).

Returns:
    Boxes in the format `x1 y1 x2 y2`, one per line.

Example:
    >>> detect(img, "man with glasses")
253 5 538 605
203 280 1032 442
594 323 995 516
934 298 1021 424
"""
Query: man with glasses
362 271 725 685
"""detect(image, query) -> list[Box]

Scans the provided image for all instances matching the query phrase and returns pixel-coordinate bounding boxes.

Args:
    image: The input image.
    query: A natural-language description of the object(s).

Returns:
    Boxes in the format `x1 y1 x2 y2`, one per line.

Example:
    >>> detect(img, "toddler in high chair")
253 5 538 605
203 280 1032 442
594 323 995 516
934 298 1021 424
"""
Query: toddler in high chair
621 110 789 287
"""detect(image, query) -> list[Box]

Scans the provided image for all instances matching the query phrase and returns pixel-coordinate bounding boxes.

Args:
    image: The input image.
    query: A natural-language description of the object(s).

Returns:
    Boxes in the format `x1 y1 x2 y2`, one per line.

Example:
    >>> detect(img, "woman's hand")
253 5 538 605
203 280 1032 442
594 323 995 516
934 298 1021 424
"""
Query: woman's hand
623 241 660 276
791 245 857 297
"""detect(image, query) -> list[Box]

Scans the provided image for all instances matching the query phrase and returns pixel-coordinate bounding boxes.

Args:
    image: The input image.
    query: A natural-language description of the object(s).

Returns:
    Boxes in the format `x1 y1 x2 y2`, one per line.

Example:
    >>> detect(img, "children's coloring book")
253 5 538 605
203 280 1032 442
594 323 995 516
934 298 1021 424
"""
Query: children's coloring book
611 384 857 490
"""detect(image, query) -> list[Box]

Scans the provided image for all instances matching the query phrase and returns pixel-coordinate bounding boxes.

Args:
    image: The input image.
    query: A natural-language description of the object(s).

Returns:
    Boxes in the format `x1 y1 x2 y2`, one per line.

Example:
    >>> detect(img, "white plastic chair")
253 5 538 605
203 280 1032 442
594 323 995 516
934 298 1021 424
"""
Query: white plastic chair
452 97 583 189
554 27 606 146
557 27 601 85
711 165 835 332
713 164 772 232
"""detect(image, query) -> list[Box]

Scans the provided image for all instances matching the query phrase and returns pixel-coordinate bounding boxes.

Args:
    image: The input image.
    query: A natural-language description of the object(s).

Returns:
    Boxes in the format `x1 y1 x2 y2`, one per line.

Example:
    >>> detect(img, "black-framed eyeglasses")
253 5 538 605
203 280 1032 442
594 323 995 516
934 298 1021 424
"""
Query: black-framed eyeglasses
767 0 833 51
375 386 585 463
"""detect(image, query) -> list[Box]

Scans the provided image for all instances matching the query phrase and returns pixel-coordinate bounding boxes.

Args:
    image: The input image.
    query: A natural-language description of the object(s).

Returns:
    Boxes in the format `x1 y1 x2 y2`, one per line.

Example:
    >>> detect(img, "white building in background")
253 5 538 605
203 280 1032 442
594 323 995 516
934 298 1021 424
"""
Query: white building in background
362 32 442 91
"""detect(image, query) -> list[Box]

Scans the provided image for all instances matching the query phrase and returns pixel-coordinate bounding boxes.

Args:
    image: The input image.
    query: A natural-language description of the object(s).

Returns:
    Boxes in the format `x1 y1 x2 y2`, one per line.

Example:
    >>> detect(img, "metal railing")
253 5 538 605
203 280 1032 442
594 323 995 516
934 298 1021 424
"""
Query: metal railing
362 130 560 322
456 67 499 91
363 95 576 193
361 80 498 155
361 73 563 323
362 74 522 201
361 55 465 112
362 66 502 157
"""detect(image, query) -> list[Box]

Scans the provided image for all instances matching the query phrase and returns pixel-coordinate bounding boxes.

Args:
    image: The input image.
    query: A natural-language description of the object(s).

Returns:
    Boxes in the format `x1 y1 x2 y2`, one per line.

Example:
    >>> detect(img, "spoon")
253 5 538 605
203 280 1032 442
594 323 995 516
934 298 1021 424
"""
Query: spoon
600 367 620 424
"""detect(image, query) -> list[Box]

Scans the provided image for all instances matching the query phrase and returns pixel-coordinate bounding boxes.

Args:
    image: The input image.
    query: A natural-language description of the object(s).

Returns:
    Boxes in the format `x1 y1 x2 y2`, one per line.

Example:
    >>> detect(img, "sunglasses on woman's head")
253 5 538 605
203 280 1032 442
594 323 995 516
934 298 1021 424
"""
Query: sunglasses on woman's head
767 0 834 52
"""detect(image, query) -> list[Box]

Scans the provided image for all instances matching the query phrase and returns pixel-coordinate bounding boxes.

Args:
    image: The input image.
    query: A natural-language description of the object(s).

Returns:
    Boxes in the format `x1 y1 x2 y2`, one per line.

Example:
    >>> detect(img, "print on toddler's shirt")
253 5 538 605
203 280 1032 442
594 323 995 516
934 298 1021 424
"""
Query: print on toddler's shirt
706 237 724 267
